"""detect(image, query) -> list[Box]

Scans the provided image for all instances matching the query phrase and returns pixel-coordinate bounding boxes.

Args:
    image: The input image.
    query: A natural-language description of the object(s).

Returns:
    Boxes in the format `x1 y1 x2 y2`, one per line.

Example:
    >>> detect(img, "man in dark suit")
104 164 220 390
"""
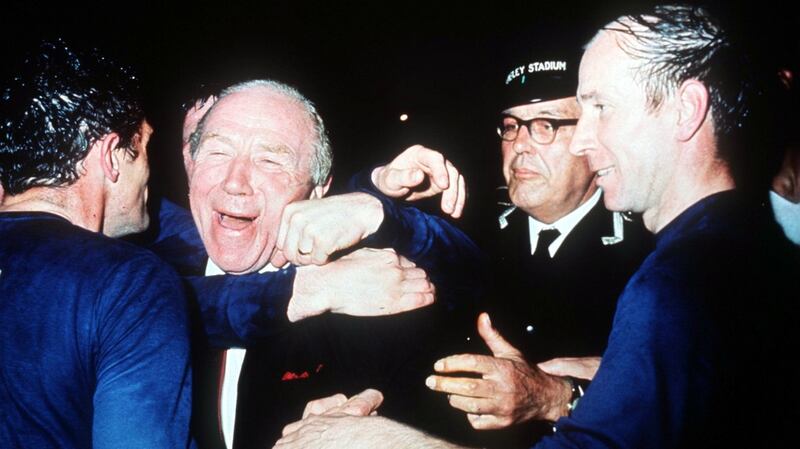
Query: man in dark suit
155 79 483 449
424 48 651 447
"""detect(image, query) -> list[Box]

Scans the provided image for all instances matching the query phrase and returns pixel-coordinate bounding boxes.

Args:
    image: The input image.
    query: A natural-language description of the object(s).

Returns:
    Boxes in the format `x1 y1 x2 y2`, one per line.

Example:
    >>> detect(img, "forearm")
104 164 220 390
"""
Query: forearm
342 417 465 449
276 415 471 449
348 167 467 256
374 419 469 449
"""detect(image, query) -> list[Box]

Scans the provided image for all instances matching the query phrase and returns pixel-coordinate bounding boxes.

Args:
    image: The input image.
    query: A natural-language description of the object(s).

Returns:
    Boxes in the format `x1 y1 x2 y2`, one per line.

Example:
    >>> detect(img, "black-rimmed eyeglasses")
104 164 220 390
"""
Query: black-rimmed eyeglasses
497 116 578 144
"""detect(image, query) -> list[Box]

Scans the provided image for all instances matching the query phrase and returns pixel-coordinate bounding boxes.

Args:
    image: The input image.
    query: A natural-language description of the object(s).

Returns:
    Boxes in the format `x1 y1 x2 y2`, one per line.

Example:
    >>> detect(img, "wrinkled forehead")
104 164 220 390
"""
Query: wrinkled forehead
585 27 625 62
202 89 317 158
585 17 652 68
578 28 642 96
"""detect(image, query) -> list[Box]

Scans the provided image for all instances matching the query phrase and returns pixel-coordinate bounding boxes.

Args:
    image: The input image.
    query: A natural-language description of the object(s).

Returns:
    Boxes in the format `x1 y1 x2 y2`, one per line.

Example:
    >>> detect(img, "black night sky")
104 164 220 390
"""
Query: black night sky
3 0 797 241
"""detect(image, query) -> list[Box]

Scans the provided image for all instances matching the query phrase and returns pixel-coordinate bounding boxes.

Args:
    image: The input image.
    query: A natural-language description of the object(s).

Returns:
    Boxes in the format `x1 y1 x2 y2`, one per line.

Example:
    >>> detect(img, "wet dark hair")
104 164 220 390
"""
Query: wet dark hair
606 5 746 143
605 3 784 191
0 40 144 195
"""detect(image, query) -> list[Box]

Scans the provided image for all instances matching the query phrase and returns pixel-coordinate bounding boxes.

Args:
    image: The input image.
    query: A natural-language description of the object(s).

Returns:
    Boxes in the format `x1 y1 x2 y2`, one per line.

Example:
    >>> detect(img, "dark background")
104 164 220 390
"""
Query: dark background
3 0 797 241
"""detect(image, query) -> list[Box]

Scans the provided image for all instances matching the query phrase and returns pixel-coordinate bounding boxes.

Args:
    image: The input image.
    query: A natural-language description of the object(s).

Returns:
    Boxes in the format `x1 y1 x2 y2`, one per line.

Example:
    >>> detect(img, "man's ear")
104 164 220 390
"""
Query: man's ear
309 176 332 199
676 79 711 142
95 133 122 183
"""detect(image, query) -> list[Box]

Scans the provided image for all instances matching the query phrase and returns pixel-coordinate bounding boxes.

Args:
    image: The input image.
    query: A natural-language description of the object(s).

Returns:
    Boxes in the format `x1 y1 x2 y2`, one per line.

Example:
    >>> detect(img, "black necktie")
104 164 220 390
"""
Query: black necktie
533 229 560 260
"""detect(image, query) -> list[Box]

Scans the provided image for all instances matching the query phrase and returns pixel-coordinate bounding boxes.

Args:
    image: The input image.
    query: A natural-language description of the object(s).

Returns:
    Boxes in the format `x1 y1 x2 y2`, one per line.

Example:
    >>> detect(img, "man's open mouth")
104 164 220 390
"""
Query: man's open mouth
216 211 257 231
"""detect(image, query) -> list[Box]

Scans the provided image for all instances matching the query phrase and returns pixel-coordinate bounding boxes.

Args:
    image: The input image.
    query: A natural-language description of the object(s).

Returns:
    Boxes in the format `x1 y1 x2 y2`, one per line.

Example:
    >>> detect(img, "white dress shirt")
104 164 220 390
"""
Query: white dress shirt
527 189 603 257
205 260 279 449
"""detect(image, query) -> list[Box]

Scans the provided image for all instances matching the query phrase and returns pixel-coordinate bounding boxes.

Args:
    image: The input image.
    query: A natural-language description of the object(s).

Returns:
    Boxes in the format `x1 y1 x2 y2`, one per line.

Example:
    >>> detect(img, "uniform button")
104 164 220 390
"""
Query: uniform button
525 324 535 333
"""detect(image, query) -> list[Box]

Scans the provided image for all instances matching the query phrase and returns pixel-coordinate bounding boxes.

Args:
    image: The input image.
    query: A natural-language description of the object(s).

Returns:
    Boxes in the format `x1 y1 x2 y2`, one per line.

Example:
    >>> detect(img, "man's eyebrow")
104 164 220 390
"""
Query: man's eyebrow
199 132 235 147
255 143 294 155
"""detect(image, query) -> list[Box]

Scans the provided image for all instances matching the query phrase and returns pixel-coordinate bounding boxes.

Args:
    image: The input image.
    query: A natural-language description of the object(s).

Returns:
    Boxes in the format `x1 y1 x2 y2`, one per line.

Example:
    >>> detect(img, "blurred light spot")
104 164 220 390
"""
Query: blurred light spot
399 113 409 121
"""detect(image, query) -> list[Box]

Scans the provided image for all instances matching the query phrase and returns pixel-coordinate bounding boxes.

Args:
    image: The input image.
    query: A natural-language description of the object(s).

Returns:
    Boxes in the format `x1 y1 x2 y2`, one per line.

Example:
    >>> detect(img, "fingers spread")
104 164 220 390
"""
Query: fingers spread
433 353 495 375
447 394 495 415
424 375 492 398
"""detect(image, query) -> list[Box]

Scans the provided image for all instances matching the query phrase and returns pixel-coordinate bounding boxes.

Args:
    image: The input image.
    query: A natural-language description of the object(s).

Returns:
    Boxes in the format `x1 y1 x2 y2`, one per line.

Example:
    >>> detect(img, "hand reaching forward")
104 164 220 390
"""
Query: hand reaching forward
371 145 466 218
274 389 462 449
288 248 435 321
281 389 384 438
425 313 572 429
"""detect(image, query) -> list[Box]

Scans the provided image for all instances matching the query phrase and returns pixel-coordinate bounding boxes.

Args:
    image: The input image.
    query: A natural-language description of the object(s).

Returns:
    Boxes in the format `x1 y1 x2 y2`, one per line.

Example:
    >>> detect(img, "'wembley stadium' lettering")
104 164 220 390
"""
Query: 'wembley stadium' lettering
506 61 568 84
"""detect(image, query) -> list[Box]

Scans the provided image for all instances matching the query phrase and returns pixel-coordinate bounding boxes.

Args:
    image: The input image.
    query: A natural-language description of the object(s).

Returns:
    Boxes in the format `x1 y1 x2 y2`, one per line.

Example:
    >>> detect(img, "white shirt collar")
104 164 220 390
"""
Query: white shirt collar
205 259 280 276
528 189 603 257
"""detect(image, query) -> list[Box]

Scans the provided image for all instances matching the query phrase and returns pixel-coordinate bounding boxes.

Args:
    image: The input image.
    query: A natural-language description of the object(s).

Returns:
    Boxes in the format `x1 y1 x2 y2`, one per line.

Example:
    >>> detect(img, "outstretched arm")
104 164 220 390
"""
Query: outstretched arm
425 313 573 429
371 144 466 218
183 268 296 348
276 145 477 268
349 147 486 312
273 145 485 308
150 200 434 347
148 198 297 348
150 144 484 347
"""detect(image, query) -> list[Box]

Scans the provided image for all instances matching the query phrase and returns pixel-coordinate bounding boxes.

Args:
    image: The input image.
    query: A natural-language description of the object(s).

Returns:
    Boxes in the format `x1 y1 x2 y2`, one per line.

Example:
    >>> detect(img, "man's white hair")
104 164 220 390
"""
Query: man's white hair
189 79 332 186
